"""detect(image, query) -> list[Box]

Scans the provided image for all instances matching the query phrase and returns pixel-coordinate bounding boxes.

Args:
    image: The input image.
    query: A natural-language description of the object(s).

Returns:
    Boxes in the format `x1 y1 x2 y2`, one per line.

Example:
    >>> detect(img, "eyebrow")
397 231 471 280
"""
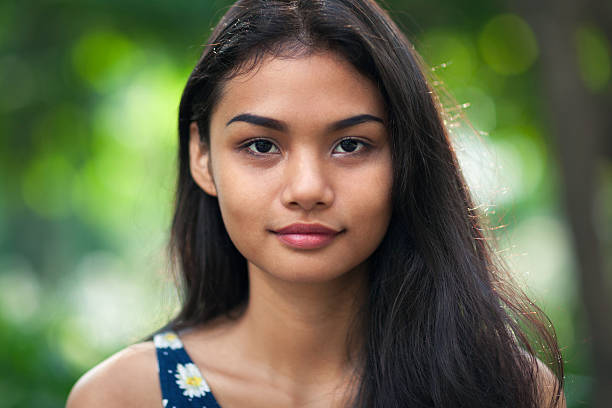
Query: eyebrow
225 113 384 132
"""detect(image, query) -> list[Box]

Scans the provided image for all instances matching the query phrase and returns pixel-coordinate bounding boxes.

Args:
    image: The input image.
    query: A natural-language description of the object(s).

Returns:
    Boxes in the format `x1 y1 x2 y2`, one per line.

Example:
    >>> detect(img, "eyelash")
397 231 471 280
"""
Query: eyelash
239 137 371 156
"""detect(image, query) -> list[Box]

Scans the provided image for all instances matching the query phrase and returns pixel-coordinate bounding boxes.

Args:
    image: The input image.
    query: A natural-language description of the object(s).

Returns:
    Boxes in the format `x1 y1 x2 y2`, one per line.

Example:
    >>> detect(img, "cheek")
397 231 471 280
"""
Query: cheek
216 187 261 258
347 158 393 215
212 162 276 253
348 184 392 236
338 160 393 243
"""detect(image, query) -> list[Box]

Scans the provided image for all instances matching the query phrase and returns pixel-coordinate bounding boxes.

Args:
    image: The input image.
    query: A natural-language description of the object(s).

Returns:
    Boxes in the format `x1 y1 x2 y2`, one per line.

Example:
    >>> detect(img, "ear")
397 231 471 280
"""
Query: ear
189 122 217 197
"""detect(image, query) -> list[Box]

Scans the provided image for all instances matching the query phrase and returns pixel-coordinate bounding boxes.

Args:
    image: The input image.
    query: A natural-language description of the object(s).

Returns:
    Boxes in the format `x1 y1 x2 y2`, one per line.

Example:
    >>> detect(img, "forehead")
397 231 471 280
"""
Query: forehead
210 52 387 128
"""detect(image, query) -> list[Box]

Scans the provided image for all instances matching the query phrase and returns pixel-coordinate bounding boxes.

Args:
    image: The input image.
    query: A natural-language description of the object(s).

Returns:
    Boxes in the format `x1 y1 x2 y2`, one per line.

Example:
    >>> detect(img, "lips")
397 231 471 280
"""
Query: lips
273 223 342 249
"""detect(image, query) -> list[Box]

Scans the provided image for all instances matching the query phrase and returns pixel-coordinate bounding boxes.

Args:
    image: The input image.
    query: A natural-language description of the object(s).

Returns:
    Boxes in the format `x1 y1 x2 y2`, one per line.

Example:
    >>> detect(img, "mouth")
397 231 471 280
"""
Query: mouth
271 223 343 250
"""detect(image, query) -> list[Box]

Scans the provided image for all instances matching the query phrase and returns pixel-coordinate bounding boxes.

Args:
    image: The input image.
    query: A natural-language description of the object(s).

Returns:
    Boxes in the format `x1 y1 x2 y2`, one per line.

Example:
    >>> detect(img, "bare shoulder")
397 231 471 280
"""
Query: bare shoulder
66 341 160 408
533 356 566 408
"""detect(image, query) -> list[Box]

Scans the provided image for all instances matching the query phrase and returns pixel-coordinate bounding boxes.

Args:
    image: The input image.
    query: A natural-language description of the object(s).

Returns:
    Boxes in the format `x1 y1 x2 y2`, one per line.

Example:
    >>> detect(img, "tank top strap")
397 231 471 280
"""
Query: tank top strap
154 331 222 408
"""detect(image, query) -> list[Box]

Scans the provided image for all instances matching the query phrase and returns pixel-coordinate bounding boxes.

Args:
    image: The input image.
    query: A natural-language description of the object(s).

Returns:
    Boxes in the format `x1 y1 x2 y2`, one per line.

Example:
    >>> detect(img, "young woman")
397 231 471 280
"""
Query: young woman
67 0 565 407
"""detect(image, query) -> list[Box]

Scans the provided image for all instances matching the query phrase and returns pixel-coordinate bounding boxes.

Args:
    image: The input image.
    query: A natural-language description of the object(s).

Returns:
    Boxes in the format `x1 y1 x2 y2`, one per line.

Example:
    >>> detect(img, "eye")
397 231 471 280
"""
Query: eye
333 138 367 154
244 139 280 155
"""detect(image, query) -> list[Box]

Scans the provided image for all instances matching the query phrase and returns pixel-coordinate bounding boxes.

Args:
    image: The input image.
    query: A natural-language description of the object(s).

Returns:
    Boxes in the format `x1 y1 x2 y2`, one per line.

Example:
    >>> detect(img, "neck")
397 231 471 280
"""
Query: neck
235 262 368 386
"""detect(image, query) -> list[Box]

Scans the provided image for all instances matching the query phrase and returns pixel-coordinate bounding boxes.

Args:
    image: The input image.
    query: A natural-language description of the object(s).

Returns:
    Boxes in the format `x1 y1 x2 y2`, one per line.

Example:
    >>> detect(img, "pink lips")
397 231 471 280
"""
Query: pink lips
273 223 341 249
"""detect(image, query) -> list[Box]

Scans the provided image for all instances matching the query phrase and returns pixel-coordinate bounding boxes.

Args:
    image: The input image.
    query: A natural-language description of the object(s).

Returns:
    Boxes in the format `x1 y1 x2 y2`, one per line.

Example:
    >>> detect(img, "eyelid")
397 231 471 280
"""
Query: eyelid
332 137 372 154
237 136 374 156
238 137 281 156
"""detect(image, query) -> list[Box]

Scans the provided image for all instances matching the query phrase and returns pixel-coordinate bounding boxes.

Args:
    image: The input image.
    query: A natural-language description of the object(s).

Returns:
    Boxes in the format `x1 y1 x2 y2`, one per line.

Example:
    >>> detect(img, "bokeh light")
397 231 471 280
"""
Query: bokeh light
1 0 608 406
574 23 611 92
478 14 539 76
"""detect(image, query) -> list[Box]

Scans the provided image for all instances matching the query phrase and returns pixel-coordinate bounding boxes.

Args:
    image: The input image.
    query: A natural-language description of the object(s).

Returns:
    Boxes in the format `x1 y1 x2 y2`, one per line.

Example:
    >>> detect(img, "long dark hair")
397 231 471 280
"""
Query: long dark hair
159 0 564 406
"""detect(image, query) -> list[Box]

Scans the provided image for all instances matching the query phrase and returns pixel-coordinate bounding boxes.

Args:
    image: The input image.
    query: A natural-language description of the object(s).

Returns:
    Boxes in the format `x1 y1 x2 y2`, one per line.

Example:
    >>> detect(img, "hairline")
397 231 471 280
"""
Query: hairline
205 42 385 136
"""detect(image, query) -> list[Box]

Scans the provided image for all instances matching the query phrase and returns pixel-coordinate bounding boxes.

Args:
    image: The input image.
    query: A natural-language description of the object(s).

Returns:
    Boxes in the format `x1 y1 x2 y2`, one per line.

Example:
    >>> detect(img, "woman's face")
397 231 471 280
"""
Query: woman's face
190 51 392 283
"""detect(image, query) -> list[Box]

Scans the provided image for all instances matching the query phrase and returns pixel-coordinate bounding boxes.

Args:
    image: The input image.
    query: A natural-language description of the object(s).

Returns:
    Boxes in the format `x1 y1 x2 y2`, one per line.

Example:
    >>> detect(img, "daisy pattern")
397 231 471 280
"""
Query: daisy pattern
154 332 183 350
175 362 210 398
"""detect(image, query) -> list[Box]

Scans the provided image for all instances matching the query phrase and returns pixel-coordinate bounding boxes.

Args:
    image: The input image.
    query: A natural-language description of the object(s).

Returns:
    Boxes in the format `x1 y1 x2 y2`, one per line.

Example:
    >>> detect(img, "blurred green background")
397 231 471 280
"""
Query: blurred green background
0 0 610 406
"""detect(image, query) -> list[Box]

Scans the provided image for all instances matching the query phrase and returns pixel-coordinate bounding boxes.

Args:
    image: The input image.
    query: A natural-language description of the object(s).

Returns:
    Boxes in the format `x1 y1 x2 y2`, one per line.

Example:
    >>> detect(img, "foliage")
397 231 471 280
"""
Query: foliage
1 0 609 406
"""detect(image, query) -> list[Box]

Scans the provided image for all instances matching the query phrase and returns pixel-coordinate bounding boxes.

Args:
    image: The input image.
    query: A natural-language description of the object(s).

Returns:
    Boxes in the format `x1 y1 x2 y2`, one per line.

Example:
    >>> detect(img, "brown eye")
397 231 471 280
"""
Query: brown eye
334 138 366 154
246 139 279 154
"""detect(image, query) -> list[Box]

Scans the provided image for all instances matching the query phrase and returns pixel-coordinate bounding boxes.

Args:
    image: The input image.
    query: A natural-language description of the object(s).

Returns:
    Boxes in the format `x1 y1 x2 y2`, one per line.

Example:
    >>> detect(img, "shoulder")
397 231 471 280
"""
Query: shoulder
66 341 160 408
533 356 566 408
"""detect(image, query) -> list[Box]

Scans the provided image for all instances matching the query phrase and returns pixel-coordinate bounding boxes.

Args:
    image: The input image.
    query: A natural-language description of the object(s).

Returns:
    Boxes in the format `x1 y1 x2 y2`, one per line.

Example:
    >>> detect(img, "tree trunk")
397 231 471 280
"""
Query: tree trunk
512 0 612 406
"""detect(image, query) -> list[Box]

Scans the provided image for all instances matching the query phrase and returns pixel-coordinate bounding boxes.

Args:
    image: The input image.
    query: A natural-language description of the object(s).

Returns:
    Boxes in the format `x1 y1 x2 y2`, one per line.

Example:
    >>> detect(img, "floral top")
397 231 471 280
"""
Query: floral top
154 331 222 408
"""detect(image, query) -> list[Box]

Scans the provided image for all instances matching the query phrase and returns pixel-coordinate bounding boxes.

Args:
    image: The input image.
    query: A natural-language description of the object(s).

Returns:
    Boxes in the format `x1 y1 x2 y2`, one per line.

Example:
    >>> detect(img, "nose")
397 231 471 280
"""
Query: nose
280 151 334 211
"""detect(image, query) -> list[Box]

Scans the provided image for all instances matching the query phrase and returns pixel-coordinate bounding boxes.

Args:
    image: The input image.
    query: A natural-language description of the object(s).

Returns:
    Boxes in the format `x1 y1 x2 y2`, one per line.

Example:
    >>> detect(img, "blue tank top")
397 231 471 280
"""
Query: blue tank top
154 331 222 408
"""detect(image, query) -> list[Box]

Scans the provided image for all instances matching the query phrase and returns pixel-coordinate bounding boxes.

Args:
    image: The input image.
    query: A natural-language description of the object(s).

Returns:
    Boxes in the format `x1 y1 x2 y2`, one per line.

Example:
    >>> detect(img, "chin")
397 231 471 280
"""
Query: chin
249 259 369 285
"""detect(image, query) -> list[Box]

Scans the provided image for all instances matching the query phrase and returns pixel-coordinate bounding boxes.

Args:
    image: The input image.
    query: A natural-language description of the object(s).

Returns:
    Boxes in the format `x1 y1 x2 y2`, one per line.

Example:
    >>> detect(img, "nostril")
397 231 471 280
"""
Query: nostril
280 162 335 210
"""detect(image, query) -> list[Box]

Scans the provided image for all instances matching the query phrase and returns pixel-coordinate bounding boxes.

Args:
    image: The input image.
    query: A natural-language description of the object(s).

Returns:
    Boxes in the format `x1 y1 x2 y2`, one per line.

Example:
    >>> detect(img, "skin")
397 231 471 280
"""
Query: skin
198 52 392 287
184 51 392 406
66 51 565 407
68 51 392 408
